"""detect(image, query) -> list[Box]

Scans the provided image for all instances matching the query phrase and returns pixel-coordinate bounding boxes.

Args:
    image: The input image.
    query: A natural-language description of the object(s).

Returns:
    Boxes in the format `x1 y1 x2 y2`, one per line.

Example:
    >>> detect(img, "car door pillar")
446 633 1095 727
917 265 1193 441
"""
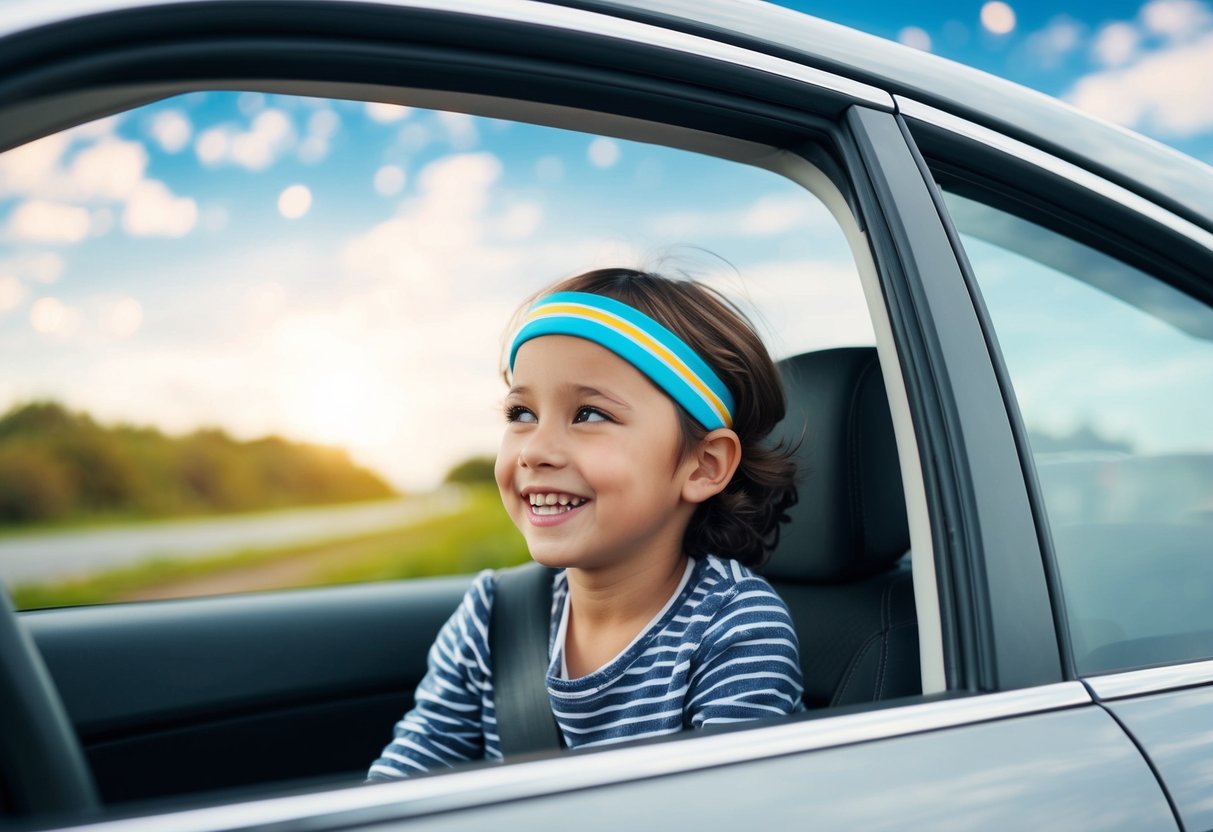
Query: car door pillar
840 104 1061 693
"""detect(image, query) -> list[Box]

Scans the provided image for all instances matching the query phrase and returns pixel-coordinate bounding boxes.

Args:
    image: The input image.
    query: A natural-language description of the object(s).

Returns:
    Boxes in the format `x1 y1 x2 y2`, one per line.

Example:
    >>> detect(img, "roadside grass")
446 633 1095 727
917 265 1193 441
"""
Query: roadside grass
11 486 529 610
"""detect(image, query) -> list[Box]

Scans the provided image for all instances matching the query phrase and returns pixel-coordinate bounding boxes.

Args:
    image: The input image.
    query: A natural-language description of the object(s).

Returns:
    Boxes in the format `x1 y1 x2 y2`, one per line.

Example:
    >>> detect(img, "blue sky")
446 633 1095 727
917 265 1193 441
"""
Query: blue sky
776 0 1213 164
0 0 1211 490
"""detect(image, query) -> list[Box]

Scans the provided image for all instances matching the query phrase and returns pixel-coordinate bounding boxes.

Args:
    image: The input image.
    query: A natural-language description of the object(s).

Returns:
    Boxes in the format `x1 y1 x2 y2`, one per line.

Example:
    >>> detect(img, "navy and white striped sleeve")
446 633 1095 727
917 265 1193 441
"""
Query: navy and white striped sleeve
367 571 496 780
685 575 804 727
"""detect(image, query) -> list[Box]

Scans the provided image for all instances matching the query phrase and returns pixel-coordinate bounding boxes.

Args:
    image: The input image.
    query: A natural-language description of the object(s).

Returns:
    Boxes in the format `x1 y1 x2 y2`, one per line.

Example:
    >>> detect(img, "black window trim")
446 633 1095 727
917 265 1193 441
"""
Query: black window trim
842 105 1063 694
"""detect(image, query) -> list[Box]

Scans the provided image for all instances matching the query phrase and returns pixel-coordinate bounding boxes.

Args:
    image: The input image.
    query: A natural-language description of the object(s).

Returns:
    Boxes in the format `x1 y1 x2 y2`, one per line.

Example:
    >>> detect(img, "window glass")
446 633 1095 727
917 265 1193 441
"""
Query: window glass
0 91 870 608
943 190 1213 674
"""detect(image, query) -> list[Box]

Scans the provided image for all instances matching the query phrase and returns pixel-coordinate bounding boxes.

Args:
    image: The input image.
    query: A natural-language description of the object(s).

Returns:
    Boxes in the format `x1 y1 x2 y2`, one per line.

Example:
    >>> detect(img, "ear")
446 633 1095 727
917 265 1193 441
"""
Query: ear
680 429 742 505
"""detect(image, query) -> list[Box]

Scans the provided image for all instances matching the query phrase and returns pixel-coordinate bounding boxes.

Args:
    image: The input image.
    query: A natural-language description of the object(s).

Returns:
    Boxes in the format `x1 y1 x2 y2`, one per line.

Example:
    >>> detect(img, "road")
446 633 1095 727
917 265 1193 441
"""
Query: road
0 491 466 585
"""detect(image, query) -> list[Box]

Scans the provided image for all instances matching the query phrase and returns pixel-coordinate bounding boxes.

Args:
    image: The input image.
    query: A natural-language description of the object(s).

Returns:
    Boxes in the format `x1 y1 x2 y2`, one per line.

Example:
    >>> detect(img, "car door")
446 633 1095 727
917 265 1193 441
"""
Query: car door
903 98 1213 832
0 1 1186 829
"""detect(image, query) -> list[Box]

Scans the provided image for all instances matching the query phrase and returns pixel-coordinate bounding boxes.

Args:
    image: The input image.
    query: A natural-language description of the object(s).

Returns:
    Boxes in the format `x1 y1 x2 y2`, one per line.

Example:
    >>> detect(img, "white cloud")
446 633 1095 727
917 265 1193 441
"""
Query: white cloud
195 127 229 166
740 194 819 236
341 153 508 320
415 152 502 227
102 297 143 337
232 110 294 170
373 165 406 197
298 108 340 164
277 184 312 220
702 259 872 359
122 180 198 237
69 137 148 200
1026 16 1085 67
150 109 192 153
194 109 295 170
897 26 932 51
495 202 543 240
0 132 70 197
0 275 26 313
71 116 121 140
438 111 477 149
7 200 91 243
309 109 340 138
366 102 411 123
0 252 64 285
648 192 834 240
1141 0 1213 39
980 1 1017 35
237 92 266 117
29 296 81 338
1092 21 1140 66
1067 29 1213 136
588 138 620 168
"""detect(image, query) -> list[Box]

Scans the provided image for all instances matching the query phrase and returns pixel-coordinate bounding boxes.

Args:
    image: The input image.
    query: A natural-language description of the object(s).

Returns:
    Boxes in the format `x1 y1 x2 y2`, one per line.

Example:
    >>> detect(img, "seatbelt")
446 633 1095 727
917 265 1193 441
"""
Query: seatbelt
490 562 564 756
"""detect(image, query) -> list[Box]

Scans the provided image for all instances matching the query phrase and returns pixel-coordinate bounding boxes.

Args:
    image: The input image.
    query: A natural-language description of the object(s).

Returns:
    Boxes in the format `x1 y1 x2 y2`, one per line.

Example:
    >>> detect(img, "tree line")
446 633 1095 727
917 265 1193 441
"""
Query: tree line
0 401 396 525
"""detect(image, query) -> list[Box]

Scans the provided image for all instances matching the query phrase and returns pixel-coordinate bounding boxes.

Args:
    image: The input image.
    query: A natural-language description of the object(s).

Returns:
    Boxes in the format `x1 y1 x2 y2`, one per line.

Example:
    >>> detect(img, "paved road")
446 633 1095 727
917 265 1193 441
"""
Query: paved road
0 491 466 586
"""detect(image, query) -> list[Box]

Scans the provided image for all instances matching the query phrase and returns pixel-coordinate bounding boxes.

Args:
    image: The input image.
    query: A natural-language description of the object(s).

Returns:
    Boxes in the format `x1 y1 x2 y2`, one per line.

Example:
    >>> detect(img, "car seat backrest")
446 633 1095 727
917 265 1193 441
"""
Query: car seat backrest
764 348 920 708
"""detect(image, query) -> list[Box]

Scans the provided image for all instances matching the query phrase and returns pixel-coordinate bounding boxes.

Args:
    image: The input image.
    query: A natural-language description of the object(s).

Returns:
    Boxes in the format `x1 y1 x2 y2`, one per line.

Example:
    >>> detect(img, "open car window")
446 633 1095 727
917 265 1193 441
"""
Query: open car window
0 90 873 609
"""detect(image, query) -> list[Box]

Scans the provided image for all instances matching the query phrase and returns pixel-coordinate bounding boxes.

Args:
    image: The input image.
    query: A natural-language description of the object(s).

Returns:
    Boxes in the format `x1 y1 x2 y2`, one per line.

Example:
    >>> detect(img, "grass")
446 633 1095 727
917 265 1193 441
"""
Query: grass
11 486 529 610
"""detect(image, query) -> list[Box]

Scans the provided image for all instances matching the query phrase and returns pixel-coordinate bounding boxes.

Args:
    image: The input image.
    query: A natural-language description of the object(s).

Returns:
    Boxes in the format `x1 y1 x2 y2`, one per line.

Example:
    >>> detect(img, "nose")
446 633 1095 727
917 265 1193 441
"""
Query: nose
517 420 567 470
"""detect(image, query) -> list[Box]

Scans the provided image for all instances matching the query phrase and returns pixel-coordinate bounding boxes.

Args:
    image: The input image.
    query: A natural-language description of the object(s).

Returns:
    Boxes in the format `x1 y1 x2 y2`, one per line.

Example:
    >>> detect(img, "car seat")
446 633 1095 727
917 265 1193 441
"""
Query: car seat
764 347 921 708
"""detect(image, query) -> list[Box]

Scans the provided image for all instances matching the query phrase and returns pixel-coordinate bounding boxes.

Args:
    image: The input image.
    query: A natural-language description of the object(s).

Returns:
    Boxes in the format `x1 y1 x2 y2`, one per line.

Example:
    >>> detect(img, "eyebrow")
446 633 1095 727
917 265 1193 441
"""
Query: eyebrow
507 384 632 410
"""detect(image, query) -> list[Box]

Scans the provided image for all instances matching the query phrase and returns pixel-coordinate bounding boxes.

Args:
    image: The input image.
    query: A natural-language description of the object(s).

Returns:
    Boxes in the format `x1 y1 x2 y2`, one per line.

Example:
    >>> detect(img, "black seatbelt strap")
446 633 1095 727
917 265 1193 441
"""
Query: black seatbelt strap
490 562 564 756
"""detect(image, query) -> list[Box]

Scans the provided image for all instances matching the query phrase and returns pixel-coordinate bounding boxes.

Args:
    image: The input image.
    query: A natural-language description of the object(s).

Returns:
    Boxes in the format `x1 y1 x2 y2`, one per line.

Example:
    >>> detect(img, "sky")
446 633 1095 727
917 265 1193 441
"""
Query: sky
0 0 1211 492
0 93 869 489
776 0 1213 165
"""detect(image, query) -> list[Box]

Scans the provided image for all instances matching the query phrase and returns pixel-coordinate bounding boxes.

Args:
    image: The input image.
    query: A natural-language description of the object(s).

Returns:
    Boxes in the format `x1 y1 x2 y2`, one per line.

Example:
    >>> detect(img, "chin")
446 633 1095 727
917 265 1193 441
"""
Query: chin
526 548 579 570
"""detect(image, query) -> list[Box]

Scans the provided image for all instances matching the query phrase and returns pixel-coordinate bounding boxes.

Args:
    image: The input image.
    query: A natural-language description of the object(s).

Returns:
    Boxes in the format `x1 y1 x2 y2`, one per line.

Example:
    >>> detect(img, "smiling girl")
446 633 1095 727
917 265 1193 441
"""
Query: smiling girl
369 268 802 777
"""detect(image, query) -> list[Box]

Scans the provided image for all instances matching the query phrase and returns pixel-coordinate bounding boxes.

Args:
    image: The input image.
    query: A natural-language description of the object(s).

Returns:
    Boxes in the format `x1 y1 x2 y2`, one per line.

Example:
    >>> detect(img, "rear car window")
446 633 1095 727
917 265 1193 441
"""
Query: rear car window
942 189 1213 675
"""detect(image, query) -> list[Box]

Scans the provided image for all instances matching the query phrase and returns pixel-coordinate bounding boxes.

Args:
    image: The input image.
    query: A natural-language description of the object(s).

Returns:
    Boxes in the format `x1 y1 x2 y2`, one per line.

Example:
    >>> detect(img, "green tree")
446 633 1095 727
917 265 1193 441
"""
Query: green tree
444 456 497 485
0 445 77 522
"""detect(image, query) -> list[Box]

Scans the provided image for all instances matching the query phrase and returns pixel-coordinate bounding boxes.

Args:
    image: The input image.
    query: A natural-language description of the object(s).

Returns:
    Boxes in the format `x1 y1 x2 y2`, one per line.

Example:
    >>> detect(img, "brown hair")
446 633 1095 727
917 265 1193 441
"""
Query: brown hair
507 268 797 567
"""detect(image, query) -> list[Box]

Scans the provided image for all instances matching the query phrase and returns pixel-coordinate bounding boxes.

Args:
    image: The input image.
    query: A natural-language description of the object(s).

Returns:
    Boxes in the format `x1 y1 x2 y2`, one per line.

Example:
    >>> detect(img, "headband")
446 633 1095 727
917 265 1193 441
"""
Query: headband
507 291 735 430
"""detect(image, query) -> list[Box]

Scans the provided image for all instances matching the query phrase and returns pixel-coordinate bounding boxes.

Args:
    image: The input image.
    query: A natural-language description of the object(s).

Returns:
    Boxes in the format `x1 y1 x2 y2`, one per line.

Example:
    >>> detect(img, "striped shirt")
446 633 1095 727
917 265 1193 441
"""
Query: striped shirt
368 554 803 778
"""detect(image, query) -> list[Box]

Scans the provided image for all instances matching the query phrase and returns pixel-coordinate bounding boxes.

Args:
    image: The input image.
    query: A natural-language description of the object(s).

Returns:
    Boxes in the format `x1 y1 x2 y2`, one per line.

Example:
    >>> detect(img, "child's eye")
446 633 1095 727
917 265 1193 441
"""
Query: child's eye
573 406 610 424
505 405 536 424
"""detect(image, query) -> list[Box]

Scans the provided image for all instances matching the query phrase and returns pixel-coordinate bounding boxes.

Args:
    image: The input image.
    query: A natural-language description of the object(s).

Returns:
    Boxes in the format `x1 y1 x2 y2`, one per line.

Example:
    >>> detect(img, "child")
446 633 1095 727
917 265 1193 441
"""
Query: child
368 268 802 778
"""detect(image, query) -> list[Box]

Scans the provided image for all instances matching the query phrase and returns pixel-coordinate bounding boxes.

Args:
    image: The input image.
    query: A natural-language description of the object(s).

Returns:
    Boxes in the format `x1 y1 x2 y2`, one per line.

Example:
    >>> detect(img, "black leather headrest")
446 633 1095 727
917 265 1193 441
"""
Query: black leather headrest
764 348 909 584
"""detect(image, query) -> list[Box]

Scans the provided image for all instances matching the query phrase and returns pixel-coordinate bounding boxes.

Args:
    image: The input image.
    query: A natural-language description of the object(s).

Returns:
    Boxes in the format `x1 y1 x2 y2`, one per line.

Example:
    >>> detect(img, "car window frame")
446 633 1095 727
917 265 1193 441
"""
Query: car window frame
902 98 1213 686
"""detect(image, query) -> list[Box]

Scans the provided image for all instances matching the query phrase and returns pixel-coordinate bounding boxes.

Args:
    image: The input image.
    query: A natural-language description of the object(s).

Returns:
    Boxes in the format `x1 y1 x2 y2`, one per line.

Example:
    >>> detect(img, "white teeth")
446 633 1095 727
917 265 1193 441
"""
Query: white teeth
526 492 587 511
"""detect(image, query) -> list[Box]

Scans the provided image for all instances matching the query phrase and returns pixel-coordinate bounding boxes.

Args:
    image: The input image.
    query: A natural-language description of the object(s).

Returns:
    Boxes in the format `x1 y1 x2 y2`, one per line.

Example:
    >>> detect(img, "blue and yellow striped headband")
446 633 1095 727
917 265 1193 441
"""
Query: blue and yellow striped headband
507 291 735 431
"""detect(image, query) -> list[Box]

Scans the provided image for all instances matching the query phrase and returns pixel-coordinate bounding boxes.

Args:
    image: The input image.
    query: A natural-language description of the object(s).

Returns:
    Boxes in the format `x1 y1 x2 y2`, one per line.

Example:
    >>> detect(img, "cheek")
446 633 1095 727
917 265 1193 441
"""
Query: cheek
580 440 647 496
494 436 517 493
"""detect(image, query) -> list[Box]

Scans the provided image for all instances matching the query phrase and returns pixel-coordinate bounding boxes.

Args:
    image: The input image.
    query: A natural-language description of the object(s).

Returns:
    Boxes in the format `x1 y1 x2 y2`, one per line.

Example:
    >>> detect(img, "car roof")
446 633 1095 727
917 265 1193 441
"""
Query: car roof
3 0 1213 234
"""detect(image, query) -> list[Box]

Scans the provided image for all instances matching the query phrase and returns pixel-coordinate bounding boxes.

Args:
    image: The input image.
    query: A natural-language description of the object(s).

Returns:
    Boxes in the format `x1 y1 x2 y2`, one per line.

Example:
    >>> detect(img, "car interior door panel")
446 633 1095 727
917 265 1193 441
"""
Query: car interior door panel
24 578 470 802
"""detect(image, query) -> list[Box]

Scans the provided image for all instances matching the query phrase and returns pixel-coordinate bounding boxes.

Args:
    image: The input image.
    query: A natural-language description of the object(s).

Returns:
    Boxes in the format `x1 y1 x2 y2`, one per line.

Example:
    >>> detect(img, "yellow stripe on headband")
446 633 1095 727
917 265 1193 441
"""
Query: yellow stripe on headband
523 301 733 429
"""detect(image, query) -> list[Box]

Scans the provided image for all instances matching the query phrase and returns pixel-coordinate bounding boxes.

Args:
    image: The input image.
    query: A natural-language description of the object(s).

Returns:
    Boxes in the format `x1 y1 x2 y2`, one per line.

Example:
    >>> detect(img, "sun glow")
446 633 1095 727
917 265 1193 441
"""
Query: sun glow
282 361 399 452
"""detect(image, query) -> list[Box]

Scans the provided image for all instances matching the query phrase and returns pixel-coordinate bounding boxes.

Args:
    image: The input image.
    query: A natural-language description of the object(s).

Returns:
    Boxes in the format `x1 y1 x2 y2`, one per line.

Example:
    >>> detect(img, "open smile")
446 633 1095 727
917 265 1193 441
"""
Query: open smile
524 491 590 525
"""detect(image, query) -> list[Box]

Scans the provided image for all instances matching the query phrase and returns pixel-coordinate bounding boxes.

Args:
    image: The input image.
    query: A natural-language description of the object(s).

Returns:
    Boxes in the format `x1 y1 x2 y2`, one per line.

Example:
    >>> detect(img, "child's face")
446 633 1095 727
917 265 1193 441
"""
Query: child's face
496 335 698 573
